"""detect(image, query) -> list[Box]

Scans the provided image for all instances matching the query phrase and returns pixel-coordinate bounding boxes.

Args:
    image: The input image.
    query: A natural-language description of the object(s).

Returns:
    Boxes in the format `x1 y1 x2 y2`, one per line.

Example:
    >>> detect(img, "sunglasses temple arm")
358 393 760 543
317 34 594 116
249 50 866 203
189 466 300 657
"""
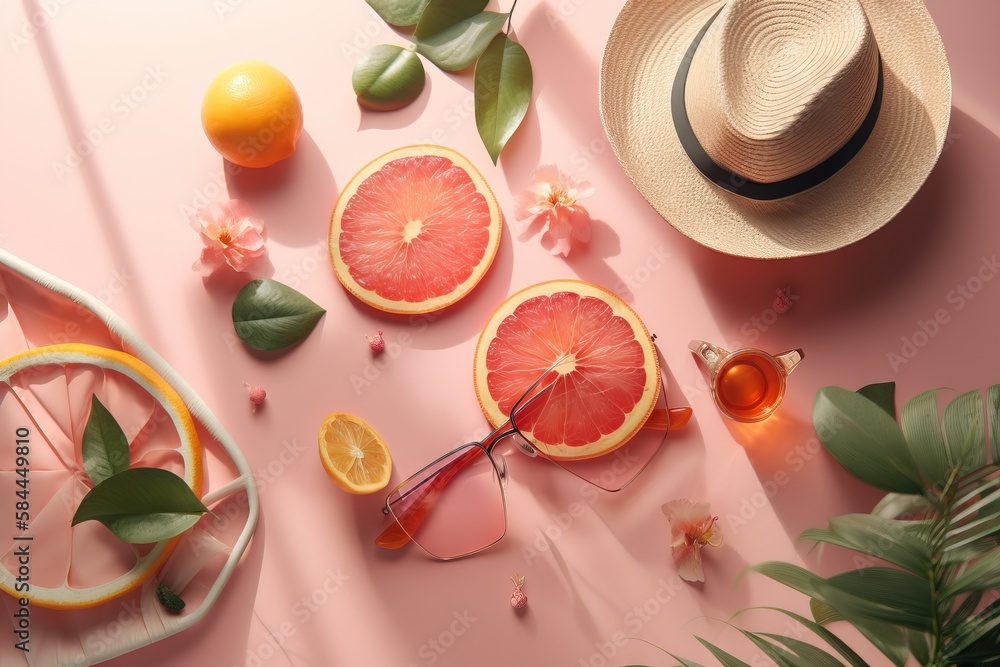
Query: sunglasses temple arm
644 406 693 431
375 444 491 550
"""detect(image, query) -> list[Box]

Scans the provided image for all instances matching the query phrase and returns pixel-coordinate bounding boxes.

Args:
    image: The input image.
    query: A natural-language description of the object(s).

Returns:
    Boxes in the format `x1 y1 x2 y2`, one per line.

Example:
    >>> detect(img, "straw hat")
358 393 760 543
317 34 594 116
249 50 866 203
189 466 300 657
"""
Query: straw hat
600 0 951 258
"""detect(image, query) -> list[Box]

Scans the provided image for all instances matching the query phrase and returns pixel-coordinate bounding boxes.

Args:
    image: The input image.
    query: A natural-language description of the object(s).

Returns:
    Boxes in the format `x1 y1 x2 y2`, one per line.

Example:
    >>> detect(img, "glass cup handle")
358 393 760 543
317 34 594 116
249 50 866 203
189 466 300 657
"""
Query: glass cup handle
775 348 805 375
688 340 728 373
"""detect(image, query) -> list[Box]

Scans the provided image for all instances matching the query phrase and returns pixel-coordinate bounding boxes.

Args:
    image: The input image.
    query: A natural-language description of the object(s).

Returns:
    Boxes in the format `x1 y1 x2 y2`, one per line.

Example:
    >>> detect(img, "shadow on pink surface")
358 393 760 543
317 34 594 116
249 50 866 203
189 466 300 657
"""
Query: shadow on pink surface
225 131 337 249
502 3 599 195
23 0 160 347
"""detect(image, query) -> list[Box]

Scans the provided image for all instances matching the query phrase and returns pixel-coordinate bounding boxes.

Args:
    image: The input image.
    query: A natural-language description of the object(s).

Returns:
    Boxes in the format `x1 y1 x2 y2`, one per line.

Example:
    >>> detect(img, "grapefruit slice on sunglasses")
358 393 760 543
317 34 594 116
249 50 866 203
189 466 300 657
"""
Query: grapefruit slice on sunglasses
474 280 660 461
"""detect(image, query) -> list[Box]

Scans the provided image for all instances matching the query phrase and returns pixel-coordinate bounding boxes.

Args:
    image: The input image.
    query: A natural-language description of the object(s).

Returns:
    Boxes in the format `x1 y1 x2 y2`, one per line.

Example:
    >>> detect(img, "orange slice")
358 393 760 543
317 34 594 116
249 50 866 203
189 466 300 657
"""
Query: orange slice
318 413 392 494
329 145 502 314
474 280 659 460
0 344 202 609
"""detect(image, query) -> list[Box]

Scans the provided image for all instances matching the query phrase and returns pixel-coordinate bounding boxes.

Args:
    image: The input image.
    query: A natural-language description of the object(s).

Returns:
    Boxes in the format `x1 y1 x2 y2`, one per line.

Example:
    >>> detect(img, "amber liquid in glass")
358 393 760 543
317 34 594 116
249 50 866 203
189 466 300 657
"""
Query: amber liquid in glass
715 352 783 421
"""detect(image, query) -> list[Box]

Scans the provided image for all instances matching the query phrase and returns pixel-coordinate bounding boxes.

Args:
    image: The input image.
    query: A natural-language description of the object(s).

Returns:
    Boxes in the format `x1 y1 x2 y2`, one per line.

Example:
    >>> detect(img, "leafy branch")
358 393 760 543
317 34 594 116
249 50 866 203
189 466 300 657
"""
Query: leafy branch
635 382 1000 666
72 394 209 544
358 0 532 163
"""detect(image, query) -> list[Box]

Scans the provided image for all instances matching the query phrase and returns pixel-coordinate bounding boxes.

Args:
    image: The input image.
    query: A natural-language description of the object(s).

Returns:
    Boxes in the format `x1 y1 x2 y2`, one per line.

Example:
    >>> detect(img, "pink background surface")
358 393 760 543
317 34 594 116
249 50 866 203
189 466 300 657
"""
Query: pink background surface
2 0 1000 665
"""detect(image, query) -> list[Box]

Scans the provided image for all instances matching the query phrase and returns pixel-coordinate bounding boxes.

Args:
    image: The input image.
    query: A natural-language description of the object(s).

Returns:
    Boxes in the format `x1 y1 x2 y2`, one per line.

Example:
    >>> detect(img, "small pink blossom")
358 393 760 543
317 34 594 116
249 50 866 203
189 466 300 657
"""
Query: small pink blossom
513 164 594 257
663 499 723 582
191 200 267 275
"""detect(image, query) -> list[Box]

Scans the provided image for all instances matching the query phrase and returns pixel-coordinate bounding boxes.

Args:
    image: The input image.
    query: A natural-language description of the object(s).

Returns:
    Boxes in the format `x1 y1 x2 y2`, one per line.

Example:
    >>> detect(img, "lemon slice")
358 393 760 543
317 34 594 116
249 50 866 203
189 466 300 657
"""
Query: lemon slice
318 413 392 494
0 344 203 609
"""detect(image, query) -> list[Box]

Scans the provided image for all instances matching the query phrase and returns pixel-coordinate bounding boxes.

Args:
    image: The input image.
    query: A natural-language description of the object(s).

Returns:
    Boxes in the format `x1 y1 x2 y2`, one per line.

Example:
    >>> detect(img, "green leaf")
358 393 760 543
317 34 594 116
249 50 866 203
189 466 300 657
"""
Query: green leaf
413 0 488 39
232 279 326 351
82 394 130 486
988 385 1000 463
694 638 752 667
352 44 426 111
900 389 951 485
736 632 803 667
811 599 845 624
907 630 930 665
857 382 896 419
949 598 1000 659
944 389 986 473
664 657 709 667
759 608 869 667
813 387 923 493
755 633 848 667
942 545 1000 597
474 32 532 164
72 468 209 544
415 11 509 71
799 514 932 575
755 562 933 631
811 584 907 666
365 0 431 27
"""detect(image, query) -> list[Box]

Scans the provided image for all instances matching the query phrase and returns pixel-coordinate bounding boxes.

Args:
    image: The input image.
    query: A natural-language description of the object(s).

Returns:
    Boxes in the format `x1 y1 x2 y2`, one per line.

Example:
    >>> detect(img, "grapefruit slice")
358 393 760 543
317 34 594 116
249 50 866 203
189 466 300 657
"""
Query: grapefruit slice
474 280 659 460
0 344 202 609
330 145 502 314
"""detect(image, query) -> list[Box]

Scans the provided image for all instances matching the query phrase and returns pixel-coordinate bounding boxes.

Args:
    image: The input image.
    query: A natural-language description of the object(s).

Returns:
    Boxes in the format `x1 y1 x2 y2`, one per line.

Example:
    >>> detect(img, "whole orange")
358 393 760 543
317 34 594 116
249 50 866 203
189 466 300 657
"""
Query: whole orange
201 60 303 168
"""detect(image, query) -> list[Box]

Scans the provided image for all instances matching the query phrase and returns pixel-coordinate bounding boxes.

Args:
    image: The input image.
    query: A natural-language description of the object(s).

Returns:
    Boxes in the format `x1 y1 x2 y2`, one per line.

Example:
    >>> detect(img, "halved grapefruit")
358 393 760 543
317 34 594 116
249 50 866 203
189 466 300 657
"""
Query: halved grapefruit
330 145 502 314
474 280 659 460
0 344 202 609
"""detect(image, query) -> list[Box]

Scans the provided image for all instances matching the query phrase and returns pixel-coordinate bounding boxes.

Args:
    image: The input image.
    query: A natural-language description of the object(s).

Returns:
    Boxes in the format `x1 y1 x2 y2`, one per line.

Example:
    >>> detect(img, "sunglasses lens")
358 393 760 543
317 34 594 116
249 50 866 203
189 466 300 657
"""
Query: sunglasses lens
386 443 506 559
512 373 670 491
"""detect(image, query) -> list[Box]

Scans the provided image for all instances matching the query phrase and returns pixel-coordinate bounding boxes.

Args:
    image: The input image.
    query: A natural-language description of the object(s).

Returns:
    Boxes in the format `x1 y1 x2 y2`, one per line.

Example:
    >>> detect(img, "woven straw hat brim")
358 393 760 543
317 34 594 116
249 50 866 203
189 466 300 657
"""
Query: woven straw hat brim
600 0 952 259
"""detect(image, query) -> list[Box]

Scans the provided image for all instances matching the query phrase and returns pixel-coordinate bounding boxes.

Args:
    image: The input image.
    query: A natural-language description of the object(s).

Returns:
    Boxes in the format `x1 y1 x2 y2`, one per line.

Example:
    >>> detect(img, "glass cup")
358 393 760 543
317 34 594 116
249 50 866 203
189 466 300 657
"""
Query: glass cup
689 340 804 422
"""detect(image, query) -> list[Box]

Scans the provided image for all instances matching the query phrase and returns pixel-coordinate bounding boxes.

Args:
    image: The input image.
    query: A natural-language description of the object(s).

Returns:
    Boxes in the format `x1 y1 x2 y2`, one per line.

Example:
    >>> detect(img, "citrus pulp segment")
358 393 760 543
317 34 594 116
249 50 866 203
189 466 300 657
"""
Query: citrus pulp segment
0 344 203 609
318 412 393 494
329 145 502 314
473 280 659 460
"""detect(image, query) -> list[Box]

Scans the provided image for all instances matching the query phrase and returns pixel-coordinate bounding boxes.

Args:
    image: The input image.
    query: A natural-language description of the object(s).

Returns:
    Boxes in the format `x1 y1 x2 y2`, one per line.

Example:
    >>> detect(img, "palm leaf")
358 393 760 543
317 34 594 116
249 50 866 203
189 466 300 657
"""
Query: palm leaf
988 384 1000 463
799 514 932 575
755 562 934 631
694 638 752 667
756 632 849 667
757 608 869 667
944 390 986 473
900 389 951 484
814 387 923 493
941 545 1000 597
857 382 896 418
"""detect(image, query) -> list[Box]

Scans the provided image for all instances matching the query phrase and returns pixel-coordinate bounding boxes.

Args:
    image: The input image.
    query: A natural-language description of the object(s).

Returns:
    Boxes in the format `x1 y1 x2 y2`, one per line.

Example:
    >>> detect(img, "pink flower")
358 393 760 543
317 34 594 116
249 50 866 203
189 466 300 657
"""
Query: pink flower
513 164 594 257
663 499 723 583
191 200 267 275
